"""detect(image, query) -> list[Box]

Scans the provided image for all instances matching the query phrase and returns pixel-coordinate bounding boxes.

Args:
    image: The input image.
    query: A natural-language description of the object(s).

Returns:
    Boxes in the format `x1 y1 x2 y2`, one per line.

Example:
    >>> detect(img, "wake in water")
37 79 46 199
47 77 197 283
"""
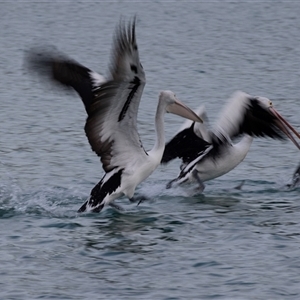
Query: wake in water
0 170 85 218
0 161 23 216
0 154 298 219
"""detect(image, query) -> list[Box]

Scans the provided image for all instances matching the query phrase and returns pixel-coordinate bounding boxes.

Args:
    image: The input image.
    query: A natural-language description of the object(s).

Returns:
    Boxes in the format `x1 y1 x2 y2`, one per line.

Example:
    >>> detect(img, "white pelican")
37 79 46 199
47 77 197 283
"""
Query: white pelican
26 19 203 212
162 91 300 191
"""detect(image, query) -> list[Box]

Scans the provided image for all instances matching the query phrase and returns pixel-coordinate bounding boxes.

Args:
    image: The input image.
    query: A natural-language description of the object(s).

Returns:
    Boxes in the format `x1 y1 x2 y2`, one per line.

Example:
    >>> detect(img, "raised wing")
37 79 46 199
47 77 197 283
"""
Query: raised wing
25 46 106 113
214 91 285 140
85 18 147 172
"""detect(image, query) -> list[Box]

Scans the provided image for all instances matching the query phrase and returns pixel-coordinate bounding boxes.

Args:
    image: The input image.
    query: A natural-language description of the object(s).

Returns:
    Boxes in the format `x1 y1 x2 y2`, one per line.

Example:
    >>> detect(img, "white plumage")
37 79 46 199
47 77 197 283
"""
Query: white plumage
27 18 203 212
162 91 300 190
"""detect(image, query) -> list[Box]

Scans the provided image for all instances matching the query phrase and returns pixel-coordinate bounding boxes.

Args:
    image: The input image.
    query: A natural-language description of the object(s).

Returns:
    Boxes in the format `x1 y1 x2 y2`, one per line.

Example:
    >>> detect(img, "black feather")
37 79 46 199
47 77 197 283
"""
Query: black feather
25 47 96 113
238 98 285 139
118 76 140 122
78 168 124 213
162 123 211 164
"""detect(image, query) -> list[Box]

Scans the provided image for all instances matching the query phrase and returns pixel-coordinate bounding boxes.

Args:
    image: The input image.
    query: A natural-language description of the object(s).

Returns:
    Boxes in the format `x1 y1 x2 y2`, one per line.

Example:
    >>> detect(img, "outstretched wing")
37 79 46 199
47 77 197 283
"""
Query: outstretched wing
26 19 147 173
214 91 285 140
84 18 147 172
25 46 106 113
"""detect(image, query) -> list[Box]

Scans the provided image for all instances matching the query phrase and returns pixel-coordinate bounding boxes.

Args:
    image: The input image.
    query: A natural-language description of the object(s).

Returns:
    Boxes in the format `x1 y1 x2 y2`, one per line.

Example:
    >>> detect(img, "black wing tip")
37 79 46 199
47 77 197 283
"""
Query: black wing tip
112 15 138 59
115 16 135 42
78 170 123 213
77 201 105 213
77 201 88 213
25 44 96 111
118 15 137 34
25 45 68 86
25 45 64 73
25 45 89 83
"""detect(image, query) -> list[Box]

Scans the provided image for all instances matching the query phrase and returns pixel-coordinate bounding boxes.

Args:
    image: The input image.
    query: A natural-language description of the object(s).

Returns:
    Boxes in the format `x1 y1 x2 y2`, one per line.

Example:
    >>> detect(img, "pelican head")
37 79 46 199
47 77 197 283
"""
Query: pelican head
256 96 300 149
256 96 273 108
159 90 203 123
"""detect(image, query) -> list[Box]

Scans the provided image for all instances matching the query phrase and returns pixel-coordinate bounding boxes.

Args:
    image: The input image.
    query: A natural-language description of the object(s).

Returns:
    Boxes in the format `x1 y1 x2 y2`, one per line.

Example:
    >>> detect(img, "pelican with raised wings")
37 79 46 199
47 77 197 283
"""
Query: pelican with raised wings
162 91 300 191
26 19 203 212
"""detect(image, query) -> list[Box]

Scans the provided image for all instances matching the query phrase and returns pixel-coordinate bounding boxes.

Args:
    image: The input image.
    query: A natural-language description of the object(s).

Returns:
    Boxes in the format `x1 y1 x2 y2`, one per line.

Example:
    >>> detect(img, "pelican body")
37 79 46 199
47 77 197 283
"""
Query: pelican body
162 91 300 190
27 19 202 212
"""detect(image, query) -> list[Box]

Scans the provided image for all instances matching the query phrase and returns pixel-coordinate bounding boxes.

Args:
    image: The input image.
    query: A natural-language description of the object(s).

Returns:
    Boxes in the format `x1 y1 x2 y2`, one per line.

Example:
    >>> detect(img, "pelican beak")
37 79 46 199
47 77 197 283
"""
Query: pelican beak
270 107 300 150
167 99 203 123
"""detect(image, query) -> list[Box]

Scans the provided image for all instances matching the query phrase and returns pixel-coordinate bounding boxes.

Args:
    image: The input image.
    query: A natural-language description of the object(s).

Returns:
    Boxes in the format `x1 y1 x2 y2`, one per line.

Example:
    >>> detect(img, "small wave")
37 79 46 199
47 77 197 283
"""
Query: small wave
0 180 87 218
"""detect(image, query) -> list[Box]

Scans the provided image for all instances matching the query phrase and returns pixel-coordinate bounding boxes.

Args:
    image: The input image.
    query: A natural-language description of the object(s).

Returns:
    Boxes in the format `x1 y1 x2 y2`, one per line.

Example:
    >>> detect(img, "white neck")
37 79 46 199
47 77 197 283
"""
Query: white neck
148 100 166 160
234 135 254 160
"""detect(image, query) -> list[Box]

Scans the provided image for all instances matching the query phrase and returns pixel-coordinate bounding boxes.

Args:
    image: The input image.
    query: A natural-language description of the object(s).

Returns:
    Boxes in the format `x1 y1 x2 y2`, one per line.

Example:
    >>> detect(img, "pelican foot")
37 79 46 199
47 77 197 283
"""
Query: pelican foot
109 202 125 211
234 180 245 190
194 186 205 194
129 195 149 206
166 178 177 189
192 170 205 192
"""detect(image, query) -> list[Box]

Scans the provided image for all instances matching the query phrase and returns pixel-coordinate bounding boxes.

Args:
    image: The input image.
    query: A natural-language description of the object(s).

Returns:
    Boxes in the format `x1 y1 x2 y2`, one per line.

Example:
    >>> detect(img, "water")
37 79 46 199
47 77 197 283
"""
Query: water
1 1 300 299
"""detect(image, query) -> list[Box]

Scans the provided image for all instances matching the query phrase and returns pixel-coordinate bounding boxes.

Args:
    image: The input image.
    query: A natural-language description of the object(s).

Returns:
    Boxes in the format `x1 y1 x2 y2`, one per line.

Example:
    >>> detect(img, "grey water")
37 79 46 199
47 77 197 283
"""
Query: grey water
1 1 300 299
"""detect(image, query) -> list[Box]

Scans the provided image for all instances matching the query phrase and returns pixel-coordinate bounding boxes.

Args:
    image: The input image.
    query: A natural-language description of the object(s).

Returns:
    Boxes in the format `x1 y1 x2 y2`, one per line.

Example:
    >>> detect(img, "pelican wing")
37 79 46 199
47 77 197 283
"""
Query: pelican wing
178 105 211 141
85 19 147 172
162 123 211 164
214 91 285 140
25 47 106 113
162 104 211 164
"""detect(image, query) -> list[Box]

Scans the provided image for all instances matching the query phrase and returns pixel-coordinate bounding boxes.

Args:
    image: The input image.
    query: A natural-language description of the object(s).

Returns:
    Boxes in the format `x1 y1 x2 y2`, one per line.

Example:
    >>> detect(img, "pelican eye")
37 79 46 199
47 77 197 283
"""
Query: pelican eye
269 101 273 106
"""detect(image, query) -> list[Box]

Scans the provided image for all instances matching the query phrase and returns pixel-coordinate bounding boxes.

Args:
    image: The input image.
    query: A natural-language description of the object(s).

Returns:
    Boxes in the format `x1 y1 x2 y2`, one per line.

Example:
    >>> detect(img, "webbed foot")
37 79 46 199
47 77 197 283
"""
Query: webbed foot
129 195 149 206
166 178 178 189
109 202 125 211
234 180 245 190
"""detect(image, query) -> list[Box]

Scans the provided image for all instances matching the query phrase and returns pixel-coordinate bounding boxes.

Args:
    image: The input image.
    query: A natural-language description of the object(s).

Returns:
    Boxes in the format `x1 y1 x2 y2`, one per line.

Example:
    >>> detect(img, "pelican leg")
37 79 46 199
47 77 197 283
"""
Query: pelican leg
192 169 205 192
290 177 300 189
109 202 125 211
291 167 300 188
166 178 178 189
129 195 149 206
234 180 245 190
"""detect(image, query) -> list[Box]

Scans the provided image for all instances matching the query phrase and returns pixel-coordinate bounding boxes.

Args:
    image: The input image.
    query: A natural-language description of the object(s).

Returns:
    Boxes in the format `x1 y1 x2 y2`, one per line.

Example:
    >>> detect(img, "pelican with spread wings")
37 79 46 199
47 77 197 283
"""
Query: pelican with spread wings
26 19 203 212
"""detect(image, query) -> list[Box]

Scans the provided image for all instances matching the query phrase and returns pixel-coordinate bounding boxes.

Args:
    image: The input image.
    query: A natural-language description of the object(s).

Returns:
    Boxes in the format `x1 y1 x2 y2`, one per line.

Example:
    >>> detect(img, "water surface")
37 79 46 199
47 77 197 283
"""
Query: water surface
1 1 300 299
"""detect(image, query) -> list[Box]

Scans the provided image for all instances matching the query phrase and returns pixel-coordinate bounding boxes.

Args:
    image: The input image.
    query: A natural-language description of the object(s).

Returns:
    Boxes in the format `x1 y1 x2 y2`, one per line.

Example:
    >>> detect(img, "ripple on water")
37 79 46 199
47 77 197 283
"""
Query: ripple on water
1 2 300 298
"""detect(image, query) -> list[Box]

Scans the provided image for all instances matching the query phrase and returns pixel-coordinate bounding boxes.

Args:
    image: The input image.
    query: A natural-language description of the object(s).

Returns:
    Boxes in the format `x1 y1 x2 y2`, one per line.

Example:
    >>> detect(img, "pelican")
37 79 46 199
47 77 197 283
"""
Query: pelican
26 19 203 212
162 91 300 191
